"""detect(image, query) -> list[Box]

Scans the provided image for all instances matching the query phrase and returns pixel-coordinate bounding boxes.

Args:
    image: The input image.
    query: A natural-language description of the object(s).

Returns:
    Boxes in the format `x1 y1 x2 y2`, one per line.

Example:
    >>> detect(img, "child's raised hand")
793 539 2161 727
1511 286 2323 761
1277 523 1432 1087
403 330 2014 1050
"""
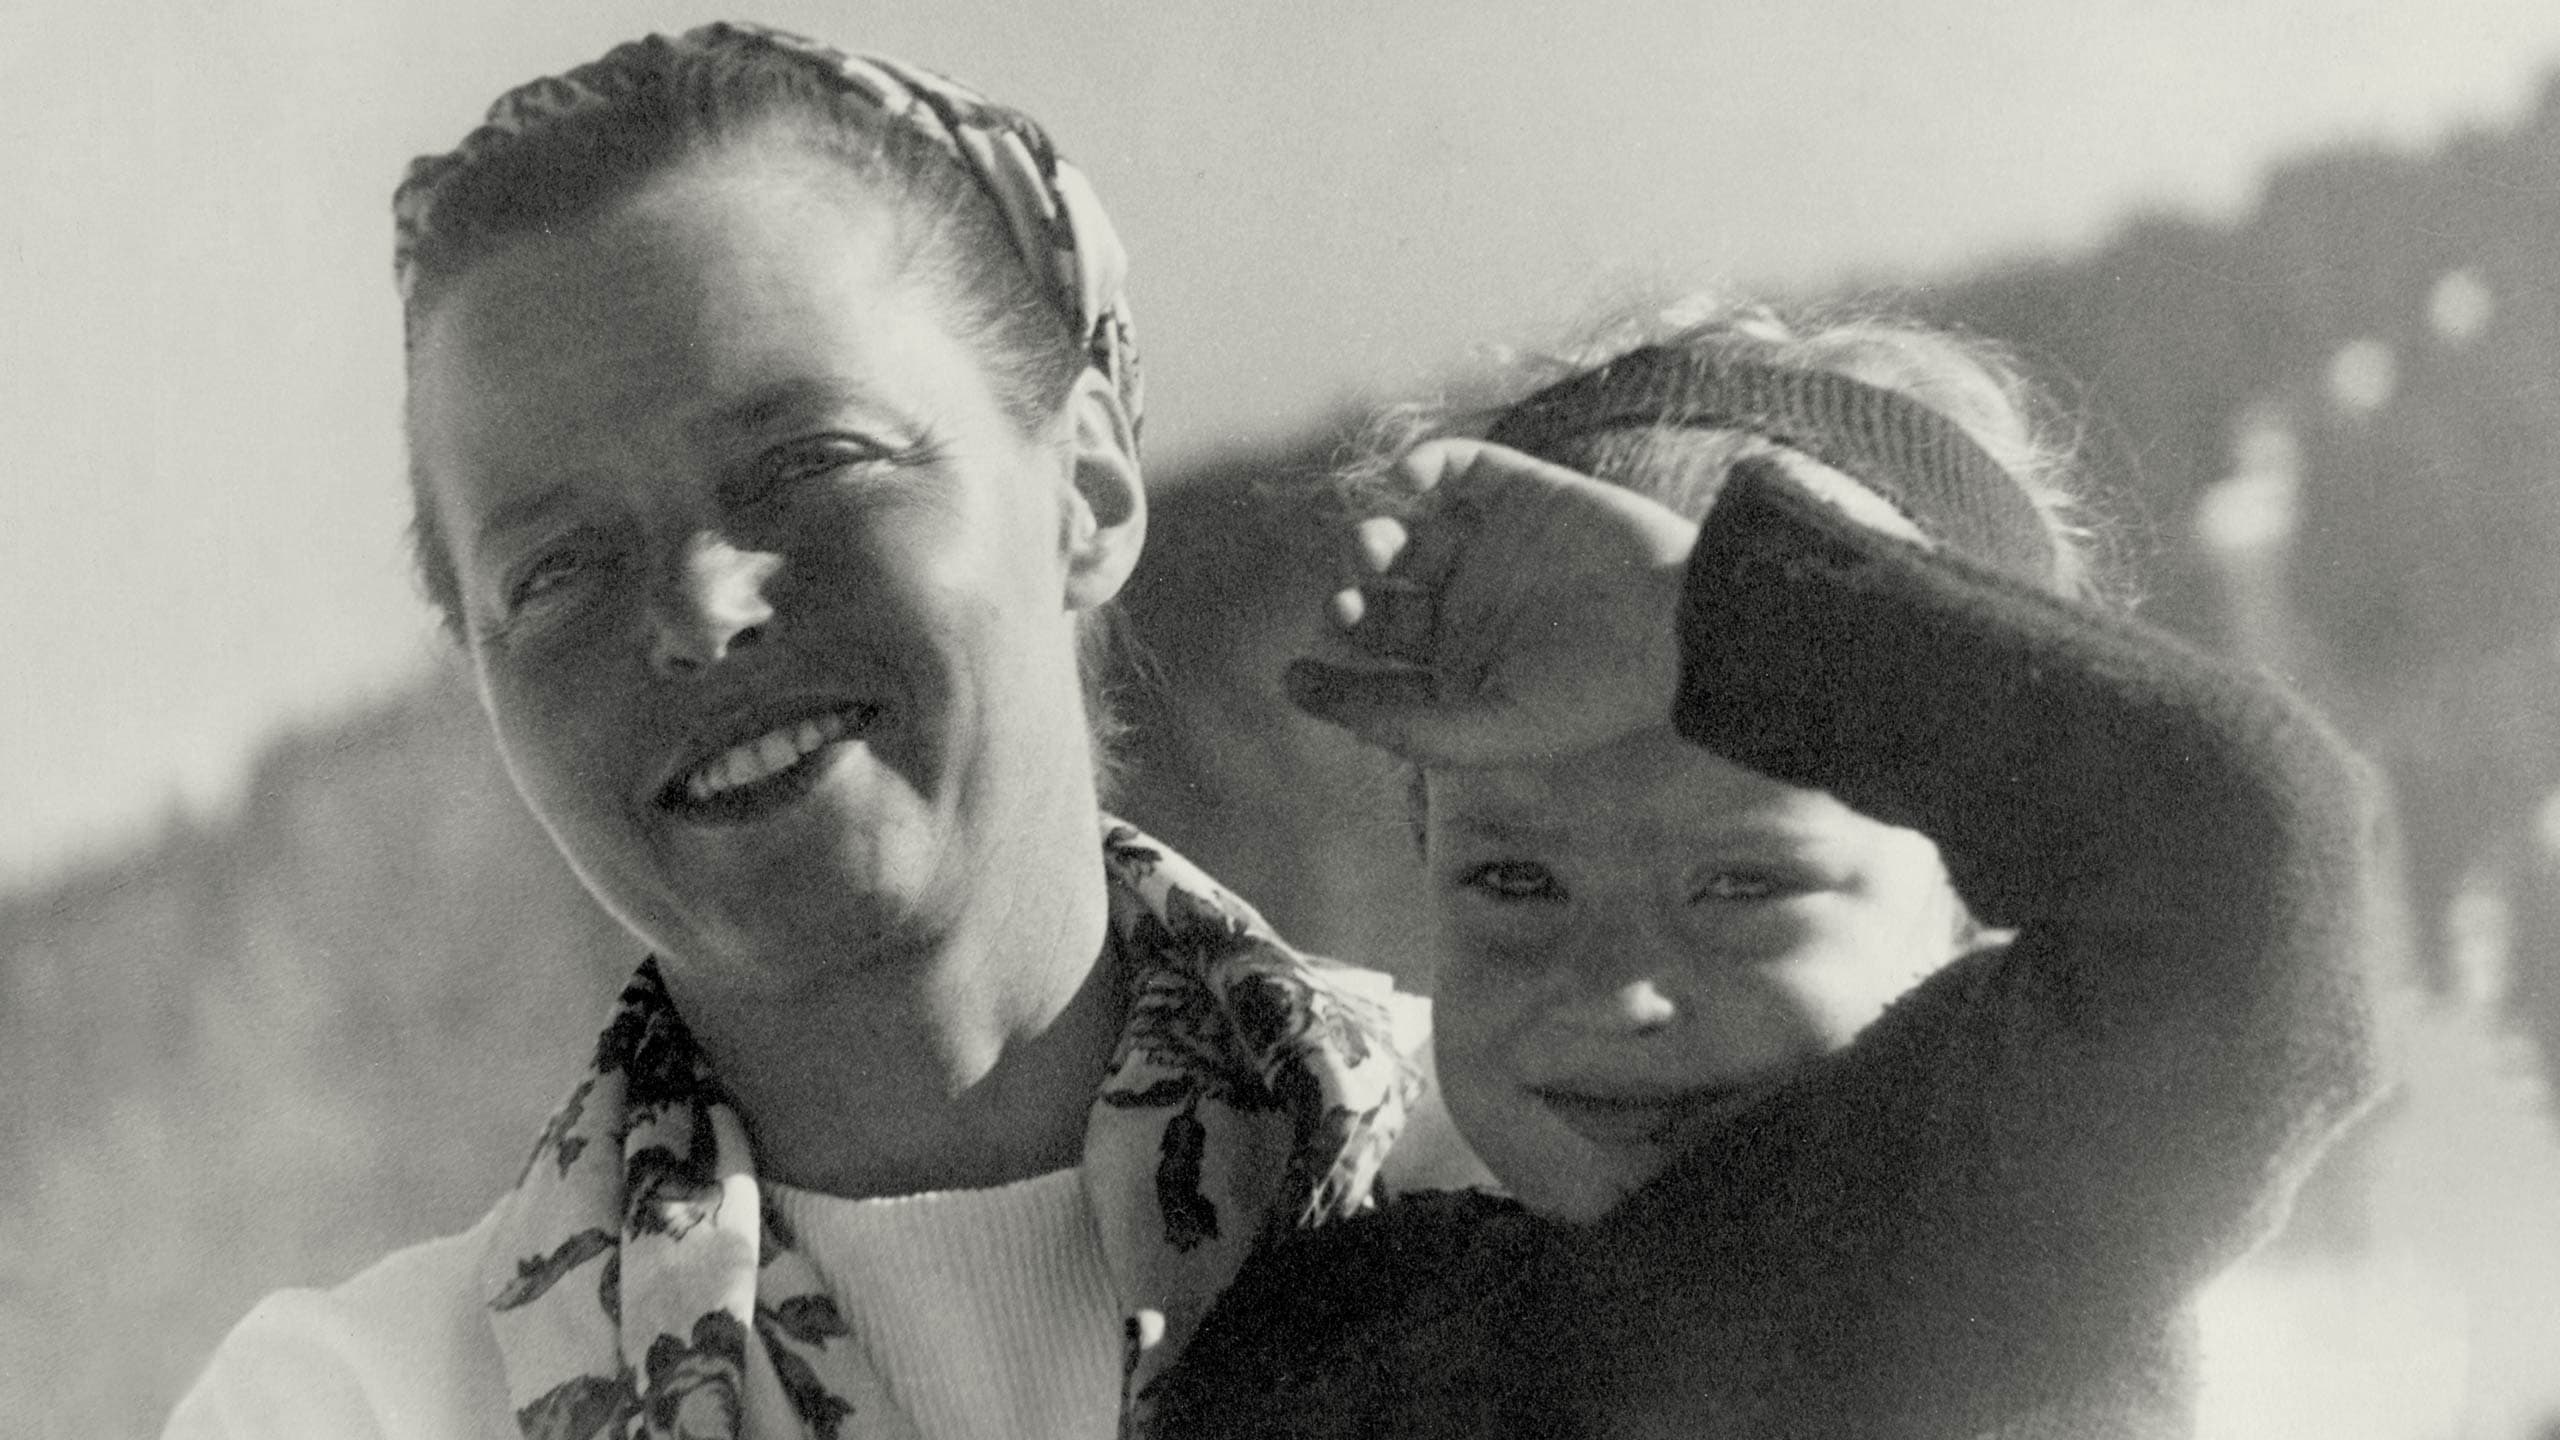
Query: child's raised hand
1283 438 1697 766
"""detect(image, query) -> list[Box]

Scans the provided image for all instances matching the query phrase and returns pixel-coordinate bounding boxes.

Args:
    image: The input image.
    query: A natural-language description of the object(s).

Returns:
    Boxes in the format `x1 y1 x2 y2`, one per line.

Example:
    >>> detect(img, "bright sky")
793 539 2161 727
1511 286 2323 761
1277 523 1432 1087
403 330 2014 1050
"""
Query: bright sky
4 0 2558 887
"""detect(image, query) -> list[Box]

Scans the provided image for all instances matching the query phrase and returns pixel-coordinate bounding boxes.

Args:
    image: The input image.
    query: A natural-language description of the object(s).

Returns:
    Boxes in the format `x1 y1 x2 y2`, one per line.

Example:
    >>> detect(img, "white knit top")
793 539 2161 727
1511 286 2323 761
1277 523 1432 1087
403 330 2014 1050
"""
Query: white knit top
764 1169 1124 1440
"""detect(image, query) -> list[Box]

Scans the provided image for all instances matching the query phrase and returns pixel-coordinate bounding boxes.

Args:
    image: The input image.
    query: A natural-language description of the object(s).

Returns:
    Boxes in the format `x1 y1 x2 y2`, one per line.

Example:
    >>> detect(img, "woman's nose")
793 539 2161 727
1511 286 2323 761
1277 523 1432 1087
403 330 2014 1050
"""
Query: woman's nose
648 533 781 678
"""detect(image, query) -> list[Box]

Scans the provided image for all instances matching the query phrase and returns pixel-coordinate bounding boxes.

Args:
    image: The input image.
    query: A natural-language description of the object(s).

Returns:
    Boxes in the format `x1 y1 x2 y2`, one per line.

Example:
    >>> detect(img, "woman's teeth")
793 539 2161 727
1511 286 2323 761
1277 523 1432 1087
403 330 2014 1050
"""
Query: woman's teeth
683 711 853 803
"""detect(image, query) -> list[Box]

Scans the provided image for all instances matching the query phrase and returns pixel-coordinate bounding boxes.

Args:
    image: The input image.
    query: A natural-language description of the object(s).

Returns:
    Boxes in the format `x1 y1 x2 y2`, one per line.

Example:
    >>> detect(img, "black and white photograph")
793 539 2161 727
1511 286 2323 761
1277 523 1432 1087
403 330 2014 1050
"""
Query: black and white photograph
6 3 2560 1436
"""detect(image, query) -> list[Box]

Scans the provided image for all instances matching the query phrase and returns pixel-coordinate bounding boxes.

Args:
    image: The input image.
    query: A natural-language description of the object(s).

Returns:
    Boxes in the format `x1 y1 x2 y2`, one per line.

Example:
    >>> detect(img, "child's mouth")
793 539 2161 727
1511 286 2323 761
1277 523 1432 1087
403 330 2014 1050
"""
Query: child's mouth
1533 1086 1739 1148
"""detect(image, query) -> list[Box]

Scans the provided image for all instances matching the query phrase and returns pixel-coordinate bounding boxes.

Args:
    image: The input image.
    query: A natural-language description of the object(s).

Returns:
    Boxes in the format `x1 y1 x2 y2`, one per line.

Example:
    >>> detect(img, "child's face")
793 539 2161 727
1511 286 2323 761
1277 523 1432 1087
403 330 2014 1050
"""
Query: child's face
1424 727 1966 1222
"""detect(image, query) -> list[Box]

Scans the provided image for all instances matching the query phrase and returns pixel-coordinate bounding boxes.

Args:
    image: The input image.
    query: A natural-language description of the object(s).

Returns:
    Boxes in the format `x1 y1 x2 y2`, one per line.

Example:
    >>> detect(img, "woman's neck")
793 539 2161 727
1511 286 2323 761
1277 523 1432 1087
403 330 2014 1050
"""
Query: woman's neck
666 803 1128 1199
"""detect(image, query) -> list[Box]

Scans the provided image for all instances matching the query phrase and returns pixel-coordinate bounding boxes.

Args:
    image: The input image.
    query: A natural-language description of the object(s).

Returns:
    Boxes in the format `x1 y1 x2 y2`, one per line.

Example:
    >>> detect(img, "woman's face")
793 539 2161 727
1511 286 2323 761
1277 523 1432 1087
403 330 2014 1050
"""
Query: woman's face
1424 728 1965 1222
405 141 1139 988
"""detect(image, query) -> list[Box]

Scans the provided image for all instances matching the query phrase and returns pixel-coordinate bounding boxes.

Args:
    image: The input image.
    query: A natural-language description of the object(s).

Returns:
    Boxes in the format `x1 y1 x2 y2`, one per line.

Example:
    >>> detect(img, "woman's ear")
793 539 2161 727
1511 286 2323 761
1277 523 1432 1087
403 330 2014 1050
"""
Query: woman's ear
1057 369 1147 611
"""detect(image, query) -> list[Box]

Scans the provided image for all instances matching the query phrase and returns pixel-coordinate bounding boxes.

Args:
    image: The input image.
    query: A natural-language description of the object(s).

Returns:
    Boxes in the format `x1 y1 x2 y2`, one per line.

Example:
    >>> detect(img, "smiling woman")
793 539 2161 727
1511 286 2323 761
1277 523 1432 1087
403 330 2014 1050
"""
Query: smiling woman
406 144 1131 1009
162 24 1461 1440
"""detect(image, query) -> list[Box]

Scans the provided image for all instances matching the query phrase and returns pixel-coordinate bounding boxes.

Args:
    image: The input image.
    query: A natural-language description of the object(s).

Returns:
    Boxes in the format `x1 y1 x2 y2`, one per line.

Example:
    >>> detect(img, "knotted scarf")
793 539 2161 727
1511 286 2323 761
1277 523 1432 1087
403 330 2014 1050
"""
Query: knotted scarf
477 820 1416 1440
393 21 1143 440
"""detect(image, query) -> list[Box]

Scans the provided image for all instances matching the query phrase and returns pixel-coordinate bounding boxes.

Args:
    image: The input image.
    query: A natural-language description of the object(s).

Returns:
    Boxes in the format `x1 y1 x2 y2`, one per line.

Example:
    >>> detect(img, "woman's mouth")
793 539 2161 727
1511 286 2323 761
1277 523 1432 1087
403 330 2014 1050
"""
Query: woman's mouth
658 704 877 823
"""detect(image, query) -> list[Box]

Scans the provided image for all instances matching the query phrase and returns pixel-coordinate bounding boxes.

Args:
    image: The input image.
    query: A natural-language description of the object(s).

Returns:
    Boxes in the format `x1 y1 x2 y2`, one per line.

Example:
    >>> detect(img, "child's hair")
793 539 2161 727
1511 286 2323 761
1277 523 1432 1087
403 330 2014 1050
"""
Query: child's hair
1345 295 2109 604
1365 296 2110 855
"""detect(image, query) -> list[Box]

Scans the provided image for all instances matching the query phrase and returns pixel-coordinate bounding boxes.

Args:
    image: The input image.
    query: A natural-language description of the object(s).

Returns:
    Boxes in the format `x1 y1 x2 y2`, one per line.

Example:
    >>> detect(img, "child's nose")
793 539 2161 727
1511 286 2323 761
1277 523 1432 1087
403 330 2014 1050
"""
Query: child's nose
1560 978 1681 1035
1550 929 1689 1035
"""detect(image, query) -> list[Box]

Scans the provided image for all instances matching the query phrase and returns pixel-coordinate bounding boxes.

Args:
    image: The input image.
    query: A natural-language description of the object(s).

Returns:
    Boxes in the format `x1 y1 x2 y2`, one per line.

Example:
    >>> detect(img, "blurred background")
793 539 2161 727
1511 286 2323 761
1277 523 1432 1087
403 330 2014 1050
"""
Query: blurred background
6 2 2560 1436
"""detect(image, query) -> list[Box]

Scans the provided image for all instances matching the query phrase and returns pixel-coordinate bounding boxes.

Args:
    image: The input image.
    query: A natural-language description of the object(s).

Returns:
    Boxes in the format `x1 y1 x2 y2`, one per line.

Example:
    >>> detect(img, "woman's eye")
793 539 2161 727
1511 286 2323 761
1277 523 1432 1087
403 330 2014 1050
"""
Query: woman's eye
1458 860 1564 903
732 437 887 506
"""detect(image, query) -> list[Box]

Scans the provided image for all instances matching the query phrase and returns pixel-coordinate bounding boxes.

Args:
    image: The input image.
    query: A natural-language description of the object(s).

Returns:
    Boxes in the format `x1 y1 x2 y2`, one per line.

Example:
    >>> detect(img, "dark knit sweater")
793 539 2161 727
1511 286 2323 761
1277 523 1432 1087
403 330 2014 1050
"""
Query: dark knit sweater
1144 470 2381 1439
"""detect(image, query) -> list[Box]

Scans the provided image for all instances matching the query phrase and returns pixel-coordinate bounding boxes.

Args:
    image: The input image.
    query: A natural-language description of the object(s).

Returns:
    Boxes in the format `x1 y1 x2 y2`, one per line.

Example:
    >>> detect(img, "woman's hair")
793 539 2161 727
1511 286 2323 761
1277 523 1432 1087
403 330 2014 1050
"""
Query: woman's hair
393 24 1135 767
1349 295 2110 604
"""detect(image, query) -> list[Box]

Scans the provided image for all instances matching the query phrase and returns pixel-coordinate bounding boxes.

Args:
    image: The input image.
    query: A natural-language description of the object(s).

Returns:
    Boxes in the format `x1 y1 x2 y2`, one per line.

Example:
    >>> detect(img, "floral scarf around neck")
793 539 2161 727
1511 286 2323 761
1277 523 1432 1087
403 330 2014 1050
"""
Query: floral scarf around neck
477 819 1418 1440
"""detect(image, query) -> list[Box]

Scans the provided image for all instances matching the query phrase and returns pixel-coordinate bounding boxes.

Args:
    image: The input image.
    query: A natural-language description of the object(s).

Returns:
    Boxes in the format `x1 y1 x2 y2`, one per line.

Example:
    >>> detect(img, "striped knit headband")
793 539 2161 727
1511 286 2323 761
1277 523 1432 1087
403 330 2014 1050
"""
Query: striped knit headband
392 22 1142 438
1487 347 2055 585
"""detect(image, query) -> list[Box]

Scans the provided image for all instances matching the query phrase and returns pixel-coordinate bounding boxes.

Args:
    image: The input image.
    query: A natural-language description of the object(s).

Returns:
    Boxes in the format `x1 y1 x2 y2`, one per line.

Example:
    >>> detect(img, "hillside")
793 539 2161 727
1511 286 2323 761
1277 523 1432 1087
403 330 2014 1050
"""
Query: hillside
1928 76 2560 1043
0 669 631 1431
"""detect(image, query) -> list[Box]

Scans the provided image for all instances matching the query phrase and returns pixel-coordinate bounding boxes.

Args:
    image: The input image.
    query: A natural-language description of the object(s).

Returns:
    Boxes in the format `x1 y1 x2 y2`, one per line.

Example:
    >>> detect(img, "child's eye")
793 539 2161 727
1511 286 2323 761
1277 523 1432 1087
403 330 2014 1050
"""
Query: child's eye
1458 860 1565 903
1691 870 1792 903
508 545 601 610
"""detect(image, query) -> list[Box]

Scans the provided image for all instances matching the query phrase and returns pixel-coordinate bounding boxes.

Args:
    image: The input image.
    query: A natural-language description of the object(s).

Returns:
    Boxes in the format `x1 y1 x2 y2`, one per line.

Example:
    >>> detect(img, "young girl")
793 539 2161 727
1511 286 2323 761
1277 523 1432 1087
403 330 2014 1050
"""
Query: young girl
1143 308 2381 1438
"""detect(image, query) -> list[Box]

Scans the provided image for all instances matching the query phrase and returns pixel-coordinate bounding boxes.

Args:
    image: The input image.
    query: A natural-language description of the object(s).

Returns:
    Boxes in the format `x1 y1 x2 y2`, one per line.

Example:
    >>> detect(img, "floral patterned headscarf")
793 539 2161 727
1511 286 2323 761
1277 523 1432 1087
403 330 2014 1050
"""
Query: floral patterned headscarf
392 21 1143 439
477 820 1416 1440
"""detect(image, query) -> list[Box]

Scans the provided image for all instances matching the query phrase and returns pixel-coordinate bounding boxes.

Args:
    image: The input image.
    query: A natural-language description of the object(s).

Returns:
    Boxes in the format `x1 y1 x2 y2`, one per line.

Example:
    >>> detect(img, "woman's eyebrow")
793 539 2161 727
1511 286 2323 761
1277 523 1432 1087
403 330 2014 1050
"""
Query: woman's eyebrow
685 376 859 444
